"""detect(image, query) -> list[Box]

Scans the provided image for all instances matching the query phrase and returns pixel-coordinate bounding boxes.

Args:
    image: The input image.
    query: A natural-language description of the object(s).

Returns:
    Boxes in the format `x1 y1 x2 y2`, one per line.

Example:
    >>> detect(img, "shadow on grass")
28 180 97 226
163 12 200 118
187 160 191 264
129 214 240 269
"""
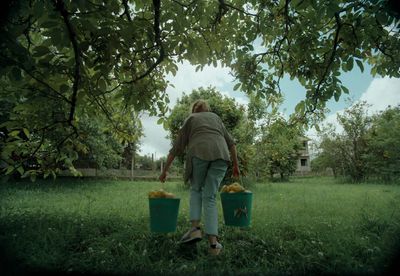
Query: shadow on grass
177 243 200 260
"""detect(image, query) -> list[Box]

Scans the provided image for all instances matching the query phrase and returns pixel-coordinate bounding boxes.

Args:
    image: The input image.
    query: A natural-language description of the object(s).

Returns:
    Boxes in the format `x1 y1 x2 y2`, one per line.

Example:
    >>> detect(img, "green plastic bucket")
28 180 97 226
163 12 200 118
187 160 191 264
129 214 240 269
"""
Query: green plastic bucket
149 198 180 233
220 192 253 227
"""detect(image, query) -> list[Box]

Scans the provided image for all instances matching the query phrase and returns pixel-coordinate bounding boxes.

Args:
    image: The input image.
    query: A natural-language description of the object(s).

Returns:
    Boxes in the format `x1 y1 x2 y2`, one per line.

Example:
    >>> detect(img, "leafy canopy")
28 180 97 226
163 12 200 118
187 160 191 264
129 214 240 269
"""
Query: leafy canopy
1 0 399 178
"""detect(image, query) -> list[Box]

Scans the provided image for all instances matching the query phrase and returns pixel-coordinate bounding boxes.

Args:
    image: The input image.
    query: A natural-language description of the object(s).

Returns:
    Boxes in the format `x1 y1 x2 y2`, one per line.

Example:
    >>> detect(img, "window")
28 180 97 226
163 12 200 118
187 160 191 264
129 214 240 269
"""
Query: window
302 141 307 149
301 159 308 166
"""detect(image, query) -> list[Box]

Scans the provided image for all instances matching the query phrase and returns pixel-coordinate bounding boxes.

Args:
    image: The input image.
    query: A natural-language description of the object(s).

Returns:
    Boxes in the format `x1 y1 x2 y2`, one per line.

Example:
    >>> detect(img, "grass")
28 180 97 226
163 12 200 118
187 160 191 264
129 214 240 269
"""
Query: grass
1 177 400 275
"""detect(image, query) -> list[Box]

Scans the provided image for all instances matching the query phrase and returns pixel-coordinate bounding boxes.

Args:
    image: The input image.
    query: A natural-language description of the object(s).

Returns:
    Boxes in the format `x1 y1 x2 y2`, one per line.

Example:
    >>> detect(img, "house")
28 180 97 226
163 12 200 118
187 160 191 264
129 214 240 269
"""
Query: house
296 137 311 175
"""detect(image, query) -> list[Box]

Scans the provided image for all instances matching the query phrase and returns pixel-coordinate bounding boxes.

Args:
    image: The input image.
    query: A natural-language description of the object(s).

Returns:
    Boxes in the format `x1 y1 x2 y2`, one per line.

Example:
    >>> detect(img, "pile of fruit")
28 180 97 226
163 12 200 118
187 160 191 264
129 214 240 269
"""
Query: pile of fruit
221 182 251 193
148 189 176 198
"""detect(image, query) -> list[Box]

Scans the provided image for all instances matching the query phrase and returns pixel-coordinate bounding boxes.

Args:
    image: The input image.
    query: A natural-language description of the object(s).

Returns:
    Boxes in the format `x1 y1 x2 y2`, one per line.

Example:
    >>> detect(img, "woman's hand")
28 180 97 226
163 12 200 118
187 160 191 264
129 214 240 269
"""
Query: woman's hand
232 164 240 179
159 171 167 183
159 153 175 183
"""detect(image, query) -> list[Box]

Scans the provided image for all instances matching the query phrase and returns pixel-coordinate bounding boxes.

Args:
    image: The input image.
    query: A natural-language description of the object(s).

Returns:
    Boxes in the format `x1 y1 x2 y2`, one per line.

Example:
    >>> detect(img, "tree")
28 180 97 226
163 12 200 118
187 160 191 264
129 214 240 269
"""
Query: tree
365 105 400 181
1 0 399 178
336 101 371 181
314 101 372 182
311 124 346 177
253 111 303 181
314 103 400 182
166 86 254 183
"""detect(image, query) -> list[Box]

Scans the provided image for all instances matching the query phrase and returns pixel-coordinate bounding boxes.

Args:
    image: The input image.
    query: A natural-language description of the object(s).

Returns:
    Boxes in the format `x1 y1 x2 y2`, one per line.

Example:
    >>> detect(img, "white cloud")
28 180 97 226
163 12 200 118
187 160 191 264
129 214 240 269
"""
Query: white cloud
165 60 233 108
307 77 400 140
359 77 400 112
138 113 170 157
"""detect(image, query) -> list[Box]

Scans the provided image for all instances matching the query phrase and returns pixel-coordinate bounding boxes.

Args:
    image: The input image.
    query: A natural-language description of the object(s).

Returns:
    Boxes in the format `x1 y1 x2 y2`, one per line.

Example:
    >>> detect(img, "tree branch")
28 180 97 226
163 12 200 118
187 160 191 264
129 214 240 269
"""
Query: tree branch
172 0 196 9
222 1 259 17
126 0 164 84
120 0 132 21
311 12 343 111
53 0 81 134
0 53 72 104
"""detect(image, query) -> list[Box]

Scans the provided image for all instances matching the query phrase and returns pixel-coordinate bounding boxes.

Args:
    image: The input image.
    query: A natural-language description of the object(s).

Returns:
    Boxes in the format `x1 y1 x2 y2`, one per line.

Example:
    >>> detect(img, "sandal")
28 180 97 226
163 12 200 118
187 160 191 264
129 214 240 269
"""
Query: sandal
180 227 202 244
209 241 223 255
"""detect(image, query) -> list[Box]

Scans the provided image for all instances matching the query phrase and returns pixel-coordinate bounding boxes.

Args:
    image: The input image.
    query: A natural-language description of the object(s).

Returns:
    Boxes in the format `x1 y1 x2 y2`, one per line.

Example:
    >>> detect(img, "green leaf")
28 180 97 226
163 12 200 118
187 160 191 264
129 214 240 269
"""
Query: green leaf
99 78 107 91
157 118 164 125
327 1 341 17
33 46 50 57
233 83 241 91
60 84 69 93
23 128 30 137
341 85 349 94
346 58 354 71
356 60 364 73
293 0 312 10
371 66 377 77
9 130 20 137
295 101 305 113
41 20 58 29
334 91 341 102
5 166 14 175
21 171 30 178
17 166 24 175
10 67 22 81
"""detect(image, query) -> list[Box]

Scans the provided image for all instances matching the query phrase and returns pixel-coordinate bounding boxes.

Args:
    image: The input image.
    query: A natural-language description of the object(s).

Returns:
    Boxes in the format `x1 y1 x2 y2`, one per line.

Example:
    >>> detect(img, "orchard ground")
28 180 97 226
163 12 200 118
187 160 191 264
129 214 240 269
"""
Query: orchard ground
1 177 400 275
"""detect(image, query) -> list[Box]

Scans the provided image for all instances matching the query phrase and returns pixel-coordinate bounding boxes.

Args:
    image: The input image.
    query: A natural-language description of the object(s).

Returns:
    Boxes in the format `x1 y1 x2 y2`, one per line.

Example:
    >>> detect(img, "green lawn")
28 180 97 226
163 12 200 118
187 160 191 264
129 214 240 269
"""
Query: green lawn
1 177 400 275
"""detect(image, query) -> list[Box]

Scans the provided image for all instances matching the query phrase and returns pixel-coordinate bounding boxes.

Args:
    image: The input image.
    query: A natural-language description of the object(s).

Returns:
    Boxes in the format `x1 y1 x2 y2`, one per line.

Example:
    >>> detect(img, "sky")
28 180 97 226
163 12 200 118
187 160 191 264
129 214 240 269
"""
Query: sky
139 61 400 158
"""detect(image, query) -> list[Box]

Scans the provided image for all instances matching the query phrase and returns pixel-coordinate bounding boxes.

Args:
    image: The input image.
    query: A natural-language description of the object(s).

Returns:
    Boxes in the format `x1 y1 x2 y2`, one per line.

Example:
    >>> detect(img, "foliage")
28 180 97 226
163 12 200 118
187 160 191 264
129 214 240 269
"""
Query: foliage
0 83 143 179
365 105 400 182
310 126 346 177
1 0 399 179
314 103 400 182
336 101 372 181
253 111 304 181
166 87 255 183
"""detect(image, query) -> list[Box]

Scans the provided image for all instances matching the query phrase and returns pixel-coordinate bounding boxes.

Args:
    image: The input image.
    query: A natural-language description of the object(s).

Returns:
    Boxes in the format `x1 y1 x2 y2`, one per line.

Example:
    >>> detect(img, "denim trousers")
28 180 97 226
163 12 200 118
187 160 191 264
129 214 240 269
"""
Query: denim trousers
190 157 228 236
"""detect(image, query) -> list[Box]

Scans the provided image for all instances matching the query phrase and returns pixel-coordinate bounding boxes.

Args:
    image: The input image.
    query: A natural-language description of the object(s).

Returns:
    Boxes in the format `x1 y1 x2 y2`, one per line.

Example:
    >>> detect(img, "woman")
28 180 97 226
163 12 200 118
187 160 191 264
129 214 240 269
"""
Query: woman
159 99 240 255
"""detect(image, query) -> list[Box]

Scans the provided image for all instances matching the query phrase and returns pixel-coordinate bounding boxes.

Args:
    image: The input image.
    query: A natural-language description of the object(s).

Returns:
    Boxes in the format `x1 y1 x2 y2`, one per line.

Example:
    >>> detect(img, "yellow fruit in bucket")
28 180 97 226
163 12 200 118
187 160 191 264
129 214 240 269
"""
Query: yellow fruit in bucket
148 189 176 198
221 182 248 193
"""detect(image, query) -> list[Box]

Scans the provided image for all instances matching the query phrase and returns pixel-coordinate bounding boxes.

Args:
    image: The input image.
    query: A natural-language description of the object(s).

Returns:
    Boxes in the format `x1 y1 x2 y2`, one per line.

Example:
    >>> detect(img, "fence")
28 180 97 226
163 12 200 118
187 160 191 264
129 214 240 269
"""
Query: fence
59 168 182 181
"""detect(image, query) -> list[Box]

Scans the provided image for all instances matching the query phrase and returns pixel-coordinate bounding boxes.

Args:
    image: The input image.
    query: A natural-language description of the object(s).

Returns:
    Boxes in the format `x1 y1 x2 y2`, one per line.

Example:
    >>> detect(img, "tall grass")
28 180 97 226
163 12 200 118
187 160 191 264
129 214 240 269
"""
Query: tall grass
1 177 400 275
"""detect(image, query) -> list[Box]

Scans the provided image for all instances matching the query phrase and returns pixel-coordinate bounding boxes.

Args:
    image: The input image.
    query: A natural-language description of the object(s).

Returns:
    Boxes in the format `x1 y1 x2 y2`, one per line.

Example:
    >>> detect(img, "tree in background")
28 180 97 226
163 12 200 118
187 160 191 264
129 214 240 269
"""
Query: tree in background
336 101 371 182
1 0 399 179
253 109 304 181
311 124 347 177
313 102 400 183
365 105 400 182
313 102 371 182
166 86 255 184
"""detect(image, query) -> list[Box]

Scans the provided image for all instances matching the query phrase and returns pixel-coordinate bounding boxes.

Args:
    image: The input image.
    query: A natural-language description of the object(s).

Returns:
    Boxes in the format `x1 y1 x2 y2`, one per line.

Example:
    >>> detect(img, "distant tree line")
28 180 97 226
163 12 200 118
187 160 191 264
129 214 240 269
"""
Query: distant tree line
312 102 400 182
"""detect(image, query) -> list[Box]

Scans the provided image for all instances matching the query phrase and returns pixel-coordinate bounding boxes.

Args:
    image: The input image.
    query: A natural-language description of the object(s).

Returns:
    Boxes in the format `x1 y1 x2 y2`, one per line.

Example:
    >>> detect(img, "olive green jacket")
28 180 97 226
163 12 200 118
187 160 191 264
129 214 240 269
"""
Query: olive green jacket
169 112 235 182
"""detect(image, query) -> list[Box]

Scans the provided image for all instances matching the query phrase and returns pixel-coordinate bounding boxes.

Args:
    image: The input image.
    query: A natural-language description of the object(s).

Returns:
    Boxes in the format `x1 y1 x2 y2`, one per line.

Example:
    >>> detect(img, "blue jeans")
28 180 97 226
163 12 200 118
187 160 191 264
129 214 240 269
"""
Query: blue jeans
190 157 228 236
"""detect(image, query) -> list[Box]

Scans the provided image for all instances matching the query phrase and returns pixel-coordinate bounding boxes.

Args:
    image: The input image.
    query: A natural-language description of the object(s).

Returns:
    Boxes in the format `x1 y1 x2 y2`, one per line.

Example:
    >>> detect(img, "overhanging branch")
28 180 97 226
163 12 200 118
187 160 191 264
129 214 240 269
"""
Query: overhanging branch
126 0 164 84
54 0 81 134
311 12 342 111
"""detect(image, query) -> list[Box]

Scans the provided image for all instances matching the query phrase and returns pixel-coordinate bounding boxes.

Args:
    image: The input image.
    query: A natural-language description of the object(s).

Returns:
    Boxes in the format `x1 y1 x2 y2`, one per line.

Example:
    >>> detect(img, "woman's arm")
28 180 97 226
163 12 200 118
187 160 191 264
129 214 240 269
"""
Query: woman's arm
159 153 175 183
159 117 191 182
229 144 240 178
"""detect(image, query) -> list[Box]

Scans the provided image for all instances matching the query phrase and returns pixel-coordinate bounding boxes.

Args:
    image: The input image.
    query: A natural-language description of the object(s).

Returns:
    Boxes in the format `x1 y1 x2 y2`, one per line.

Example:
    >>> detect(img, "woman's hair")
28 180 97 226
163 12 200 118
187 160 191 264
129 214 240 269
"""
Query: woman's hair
191 99 210 113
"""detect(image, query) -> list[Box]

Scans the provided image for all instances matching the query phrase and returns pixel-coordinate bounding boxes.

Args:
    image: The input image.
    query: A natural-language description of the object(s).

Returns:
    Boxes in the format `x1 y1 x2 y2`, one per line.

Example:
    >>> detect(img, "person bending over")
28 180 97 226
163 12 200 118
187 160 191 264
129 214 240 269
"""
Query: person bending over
159 99 239 256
